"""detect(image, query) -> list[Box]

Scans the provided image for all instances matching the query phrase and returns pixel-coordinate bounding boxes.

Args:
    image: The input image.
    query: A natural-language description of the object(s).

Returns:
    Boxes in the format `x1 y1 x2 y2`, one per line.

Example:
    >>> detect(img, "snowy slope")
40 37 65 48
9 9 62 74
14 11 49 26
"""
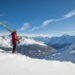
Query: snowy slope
0 35 55 58
58 43 75 61
19 37 46 46
50 35 75 45
0 49 75 75
1 34 75 47
0 36 11 48
1 35 75 63
45 43 75 63
46 35 75 50
0 35 47 47
67 43 75 53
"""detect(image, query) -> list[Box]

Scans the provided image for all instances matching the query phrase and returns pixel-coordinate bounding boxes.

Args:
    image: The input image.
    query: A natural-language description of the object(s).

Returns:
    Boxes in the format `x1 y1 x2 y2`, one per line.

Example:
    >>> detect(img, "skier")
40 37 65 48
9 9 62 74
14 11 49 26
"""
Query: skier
0 22 20 53
11 30 20 53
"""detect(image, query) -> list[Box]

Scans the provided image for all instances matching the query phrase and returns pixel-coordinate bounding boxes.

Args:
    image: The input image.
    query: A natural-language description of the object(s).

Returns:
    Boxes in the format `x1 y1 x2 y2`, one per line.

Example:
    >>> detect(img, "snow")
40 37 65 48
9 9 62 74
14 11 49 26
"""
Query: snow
0 34 75 47
67 43 75 54
0 50 75 75
0 36 47 47
0 37 11 48
47 35 75 45
67 43 75 53
19 37 46 46
70 50 75 54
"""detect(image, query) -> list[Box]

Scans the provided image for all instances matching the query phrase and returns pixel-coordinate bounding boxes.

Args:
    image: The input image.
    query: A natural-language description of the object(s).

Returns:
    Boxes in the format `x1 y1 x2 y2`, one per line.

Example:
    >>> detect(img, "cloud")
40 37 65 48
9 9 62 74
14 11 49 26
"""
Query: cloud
50 30 75 37
30 19 61 31
19 23 30 31
31 26 41 31
30 9 75 31
30 20 54 31
42 19 54 27
64 9 75 18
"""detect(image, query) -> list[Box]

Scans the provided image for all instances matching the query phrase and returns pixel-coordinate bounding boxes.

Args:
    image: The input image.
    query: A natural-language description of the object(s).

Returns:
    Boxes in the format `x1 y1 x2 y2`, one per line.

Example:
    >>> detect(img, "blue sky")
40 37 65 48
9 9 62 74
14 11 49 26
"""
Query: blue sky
0 0 75 36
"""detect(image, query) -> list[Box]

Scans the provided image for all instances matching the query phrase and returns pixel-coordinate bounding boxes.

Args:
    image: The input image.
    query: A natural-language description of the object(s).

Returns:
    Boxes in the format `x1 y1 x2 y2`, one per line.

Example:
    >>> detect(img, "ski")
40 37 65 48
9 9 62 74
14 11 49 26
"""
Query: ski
0 22 20 39
0 22 12 32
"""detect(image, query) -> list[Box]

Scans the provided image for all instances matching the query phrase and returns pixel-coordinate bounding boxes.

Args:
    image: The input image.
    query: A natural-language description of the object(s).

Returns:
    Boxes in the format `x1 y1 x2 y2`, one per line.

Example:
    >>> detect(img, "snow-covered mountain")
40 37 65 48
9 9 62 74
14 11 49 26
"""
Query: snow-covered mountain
48 35 75 45
21 35 75 50
0 34 75 63
19 37 47 46
0 36 11 48
0 35 55 58
46 35 75 50
25 35 75 45
22 35 75 50
21 34 75 63
45 43 75 63
18 44 55 58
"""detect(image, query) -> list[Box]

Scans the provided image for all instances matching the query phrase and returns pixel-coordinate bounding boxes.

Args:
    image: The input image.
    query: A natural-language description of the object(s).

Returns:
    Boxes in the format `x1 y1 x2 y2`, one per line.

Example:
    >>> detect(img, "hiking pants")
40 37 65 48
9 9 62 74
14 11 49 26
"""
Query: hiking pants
12 44 17 53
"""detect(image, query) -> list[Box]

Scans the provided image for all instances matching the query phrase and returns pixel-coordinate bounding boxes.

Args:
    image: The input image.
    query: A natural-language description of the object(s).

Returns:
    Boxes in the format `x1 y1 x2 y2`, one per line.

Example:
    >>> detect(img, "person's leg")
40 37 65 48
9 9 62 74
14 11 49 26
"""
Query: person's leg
12 44 17 53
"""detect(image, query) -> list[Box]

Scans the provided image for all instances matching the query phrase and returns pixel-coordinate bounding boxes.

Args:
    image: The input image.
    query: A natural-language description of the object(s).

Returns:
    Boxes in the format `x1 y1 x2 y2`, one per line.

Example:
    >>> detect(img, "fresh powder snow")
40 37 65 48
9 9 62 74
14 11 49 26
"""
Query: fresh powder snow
0 49 75 75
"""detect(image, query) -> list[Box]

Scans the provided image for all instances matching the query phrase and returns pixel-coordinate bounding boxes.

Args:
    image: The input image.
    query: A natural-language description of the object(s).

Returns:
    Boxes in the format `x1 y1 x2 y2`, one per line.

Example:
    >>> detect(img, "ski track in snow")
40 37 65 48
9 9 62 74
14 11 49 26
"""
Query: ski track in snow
0 50 75 75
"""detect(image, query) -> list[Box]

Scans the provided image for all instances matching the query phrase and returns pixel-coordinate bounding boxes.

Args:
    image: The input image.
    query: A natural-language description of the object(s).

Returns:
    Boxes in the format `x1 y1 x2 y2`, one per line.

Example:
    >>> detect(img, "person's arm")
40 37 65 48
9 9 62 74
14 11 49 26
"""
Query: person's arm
14 35 19 41
15 35 20 43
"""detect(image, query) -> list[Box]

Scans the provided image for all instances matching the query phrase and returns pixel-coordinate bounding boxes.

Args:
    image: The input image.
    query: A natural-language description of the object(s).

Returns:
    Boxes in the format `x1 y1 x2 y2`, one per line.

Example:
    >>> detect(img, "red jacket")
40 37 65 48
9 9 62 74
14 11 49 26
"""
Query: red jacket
11 32 18 44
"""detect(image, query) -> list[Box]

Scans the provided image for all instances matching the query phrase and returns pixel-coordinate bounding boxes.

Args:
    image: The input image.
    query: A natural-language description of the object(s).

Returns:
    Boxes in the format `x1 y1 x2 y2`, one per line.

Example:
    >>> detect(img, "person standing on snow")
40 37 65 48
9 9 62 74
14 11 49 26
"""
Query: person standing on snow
0 22 20 53
11 30 19 53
